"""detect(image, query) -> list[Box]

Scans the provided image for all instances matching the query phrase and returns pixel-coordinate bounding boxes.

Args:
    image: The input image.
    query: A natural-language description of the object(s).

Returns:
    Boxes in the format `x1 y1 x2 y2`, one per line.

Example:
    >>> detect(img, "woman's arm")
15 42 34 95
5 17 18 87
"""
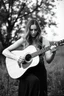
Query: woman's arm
43 37 56 63
2 37 24 61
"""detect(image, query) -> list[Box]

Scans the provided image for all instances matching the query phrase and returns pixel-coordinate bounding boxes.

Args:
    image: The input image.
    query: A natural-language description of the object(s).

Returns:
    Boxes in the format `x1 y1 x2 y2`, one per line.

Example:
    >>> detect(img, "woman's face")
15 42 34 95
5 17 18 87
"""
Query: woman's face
30 24 38 38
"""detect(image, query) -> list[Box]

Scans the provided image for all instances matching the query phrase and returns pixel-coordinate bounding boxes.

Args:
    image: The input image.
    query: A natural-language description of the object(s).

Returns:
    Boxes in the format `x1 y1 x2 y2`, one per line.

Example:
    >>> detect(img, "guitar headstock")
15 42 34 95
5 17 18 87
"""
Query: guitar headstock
54 39 64 46
50 39 64 47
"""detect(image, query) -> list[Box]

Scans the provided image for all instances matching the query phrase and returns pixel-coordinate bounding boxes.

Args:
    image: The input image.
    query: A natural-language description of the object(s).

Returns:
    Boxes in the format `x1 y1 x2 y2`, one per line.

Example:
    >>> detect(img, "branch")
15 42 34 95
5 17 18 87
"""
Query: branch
20 0 43 18
1 0 8 12
9 3 26 30
11 1 43 30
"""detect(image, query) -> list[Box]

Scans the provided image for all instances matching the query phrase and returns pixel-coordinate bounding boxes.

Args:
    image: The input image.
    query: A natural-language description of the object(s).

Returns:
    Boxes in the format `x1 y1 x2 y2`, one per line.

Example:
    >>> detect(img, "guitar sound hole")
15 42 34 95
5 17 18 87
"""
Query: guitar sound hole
25 54 32 62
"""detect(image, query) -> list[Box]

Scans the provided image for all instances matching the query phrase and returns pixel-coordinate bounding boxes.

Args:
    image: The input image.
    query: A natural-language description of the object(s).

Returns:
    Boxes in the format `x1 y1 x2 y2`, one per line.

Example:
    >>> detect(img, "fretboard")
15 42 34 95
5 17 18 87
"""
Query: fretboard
31 46 51 58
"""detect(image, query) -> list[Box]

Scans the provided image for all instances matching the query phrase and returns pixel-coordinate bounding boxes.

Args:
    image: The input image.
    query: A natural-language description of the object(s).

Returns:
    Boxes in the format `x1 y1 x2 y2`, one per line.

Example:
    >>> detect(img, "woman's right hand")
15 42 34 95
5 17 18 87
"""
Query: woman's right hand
17 56 24 68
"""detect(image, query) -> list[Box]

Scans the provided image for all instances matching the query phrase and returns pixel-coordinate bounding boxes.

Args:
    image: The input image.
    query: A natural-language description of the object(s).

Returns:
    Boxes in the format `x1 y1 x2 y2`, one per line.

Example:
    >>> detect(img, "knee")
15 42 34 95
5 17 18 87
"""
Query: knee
26 74 40 85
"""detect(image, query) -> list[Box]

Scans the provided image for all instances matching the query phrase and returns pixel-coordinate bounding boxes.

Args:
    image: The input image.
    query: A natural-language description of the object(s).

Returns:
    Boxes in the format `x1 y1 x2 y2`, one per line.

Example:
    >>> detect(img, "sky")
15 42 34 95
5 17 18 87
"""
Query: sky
55 1 64 38
43 0 64 41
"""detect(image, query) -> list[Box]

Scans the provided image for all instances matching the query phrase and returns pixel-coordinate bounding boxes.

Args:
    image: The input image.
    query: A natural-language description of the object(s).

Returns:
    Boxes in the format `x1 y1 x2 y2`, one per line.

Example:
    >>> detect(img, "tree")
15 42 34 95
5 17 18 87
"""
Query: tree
0 0 57 48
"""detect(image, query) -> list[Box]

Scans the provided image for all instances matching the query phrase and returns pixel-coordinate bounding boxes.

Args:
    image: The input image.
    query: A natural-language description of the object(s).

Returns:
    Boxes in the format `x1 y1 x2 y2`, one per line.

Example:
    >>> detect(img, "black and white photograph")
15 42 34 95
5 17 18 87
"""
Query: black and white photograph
0 0 64 96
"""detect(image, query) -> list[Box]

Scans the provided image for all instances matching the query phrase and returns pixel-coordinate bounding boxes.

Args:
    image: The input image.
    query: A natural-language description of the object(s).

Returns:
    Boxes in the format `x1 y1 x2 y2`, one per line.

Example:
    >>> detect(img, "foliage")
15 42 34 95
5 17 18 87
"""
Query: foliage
47 46 64 96
0 55 19 96
0 0 57 47
48 68 64 96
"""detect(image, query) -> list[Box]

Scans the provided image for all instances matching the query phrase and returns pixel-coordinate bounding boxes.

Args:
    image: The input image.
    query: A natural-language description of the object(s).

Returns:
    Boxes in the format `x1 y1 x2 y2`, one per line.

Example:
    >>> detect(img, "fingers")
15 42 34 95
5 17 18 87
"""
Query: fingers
17 56 24 68
50 45 57 52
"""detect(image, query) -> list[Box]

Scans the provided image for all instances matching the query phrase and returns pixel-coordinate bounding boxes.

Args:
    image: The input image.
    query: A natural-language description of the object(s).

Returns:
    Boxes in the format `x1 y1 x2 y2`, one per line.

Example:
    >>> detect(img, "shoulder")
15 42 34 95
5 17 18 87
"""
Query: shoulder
39 36 47 44
43 37 50 47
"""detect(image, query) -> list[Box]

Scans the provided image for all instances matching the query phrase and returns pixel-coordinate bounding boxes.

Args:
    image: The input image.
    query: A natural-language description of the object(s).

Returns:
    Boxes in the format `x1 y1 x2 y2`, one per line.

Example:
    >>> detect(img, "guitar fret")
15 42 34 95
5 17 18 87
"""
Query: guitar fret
31 46 50 58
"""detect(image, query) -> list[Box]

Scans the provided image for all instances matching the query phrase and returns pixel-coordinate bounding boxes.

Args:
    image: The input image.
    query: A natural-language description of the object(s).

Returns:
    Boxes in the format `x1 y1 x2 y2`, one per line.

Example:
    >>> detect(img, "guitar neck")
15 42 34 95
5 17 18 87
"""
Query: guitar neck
31 44 59 58
31 46 51 58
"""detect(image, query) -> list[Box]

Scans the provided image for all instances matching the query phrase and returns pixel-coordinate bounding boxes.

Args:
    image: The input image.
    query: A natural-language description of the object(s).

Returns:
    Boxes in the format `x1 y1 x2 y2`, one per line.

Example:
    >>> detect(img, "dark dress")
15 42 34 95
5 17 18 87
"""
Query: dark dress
18 38 47 96
18 56 47 96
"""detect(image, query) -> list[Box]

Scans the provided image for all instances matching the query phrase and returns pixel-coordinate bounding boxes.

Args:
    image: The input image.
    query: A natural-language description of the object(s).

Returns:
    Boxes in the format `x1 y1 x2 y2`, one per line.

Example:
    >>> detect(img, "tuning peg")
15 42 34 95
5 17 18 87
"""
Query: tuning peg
58 39 64 46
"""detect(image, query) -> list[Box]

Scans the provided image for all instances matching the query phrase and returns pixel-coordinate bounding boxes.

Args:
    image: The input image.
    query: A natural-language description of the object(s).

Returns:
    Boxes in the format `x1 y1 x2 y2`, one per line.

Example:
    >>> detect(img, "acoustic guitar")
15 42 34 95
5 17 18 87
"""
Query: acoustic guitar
6 39 64 79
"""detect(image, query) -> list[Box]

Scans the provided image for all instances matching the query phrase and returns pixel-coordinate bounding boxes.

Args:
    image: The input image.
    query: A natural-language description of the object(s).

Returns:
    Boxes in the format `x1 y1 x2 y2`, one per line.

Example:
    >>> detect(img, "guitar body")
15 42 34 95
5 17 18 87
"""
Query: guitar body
6 45 39 79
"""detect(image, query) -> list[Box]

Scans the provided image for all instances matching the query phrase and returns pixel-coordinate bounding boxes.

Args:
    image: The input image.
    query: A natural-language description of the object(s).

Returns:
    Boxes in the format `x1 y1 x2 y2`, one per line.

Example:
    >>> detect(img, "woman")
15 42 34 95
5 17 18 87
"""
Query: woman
2 19 56 96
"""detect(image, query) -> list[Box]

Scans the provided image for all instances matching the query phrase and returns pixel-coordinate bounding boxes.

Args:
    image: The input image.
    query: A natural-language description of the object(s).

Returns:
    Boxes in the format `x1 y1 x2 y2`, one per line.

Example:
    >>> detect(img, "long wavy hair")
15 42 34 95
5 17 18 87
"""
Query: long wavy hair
25 19 42 45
